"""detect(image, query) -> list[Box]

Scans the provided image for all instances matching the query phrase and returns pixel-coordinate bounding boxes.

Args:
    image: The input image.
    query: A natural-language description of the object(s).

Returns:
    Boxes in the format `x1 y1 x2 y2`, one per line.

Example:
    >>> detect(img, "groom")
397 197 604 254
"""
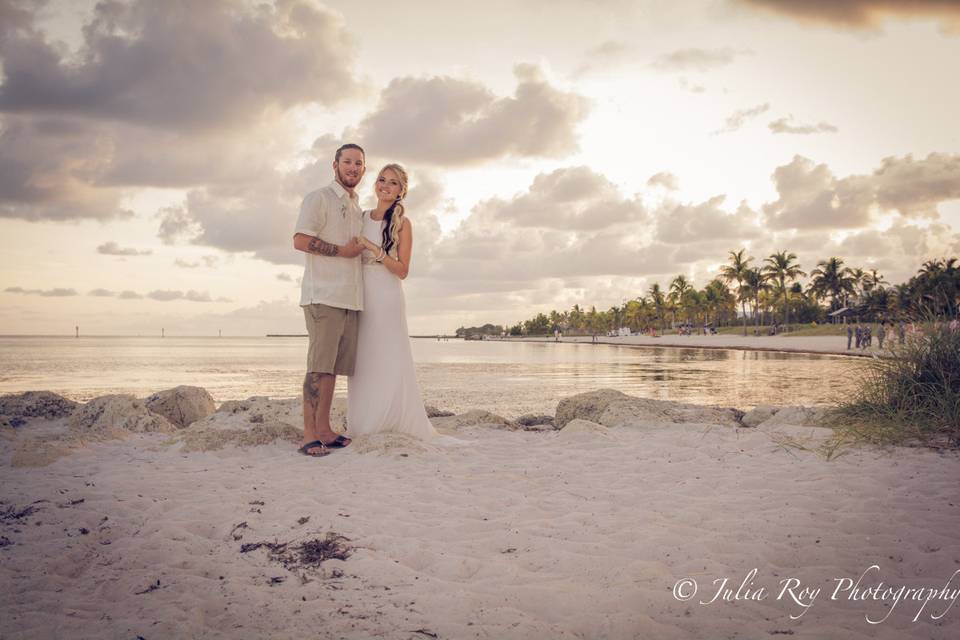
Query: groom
292 143 366 456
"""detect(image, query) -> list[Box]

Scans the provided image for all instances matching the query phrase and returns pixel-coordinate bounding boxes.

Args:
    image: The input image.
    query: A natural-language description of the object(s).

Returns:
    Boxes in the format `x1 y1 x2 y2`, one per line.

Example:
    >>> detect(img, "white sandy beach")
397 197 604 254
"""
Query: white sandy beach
1 388 958 639
508 333 873 358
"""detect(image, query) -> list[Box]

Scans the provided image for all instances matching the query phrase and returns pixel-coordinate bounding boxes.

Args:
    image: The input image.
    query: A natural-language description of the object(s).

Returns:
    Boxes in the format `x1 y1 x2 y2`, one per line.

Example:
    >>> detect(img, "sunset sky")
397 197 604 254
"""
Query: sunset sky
1 0 959 335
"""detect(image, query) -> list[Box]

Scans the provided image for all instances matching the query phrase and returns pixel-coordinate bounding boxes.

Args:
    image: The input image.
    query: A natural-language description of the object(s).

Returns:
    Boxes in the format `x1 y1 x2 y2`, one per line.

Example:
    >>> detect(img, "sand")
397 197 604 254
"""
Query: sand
1 390 958 639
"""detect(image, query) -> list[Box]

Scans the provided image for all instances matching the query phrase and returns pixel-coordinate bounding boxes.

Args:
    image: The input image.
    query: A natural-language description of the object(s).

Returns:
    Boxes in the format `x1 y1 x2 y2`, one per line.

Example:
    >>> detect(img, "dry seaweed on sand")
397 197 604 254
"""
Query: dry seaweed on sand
0 502 42 523
239 532 352 574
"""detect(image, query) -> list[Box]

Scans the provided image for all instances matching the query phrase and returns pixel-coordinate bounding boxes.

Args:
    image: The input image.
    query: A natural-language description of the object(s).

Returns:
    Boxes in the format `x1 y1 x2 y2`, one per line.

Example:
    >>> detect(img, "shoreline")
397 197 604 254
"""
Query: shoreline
498 334 878 358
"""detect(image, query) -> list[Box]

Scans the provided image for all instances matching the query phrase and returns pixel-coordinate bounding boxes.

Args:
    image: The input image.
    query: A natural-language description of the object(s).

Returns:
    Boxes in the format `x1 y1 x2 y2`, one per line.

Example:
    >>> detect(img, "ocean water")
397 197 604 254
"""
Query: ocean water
0 336 865 416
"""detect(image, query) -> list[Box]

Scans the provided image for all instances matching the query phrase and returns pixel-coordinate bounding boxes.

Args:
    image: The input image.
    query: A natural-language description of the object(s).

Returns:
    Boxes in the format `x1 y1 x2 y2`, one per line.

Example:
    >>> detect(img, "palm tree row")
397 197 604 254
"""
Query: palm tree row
506 253 959 336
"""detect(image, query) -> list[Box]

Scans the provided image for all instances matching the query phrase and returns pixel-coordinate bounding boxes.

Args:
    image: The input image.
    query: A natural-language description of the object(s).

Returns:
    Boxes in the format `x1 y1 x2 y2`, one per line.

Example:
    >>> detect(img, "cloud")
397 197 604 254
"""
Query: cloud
174 256 219 269
276 273 294 282
4 286 78 296
872 152 960 217
96 241 152 256
345 64 589 166
768 116 838 135
0 115 132 221
0 0 363 221
0 0 363 130
763 153 960 230
647 172 679 190
735 0 960 33
656 196 763 244
146 289 221 302
715 103 770 133
469 166 647 231
88 288 116 297
573 40 631 76
653 47 752 72
118 290 143 299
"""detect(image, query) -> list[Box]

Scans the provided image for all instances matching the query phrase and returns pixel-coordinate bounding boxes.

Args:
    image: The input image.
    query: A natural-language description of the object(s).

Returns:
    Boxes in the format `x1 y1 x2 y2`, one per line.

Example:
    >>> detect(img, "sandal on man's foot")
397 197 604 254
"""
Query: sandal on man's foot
323 434 351 448
298 440 331 457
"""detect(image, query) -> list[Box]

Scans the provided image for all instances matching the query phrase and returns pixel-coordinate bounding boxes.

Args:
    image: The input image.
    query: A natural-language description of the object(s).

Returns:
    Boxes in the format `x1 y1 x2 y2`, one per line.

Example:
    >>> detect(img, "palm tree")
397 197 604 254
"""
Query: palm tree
763 251 806 328
648 283 666 331
704 279 734 327
742 267 766 331
808 257 856 312
862 268 888 295
720 249 753 335
848 267 866 304
669 275 692 326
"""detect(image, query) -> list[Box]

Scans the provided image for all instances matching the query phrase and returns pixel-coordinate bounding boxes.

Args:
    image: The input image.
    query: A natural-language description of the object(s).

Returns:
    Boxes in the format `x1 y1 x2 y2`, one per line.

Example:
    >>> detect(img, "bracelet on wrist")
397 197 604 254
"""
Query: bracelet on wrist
375 248 386 262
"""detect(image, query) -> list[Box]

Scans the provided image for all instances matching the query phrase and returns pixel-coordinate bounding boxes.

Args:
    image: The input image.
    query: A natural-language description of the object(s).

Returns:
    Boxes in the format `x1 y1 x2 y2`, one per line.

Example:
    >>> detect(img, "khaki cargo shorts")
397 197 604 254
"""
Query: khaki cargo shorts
303 303 358 376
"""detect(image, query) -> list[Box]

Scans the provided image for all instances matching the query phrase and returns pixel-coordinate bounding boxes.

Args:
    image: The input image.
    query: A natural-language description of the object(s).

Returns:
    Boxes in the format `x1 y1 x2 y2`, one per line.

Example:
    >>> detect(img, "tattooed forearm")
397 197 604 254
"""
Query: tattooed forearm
307 237 339 256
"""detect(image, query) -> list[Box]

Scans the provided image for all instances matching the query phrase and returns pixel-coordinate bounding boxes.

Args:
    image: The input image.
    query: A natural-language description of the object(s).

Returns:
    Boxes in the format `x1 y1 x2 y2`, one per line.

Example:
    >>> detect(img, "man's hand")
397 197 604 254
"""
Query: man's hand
339 237 364 258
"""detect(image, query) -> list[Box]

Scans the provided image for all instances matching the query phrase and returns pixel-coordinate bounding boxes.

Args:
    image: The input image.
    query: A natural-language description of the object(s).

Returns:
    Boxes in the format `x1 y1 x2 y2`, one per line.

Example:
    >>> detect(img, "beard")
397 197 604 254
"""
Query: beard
336 165 362 188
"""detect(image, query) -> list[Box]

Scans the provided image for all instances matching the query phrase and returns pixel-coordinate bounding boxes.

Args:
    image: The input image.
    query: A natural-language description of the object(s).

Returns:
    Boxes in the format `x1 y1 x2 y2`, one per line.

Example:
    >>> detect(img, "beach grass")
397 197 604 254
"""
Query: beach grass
826 321 960 448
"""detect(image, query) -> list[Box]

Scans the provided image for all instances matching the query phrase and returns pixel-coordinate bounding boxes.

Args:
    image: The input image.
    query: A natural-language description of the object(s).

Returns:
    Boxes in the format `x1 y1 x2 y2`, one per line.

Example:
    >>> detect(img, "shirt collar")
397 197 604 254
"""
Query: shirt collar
329 180 359 202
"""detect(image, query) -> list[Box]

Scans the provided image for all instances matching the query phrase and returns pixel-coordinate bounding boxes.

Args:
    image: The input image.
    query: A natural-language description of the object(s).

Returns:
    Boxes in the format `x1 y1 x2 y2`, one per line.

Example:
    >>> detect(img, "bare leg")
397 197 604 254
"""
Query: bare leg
302 372 350 454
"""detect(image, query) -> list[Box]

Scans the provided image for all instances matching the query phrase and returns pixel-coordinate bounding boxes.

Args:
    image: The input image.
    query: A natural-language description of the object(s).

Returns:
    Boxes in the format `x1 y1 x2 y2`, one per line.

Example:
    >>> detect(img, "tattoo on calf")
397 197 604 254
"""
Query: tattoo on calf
307 237 338 256
303 373 323 406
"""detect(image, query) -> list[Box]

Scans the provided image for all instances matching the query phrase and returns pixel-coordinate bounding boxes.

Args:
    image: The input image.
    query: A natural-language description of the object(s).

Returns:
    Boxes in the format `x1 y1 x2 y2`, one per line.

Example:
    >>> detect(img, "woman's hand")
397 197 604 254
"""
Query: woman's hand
356 236 379 253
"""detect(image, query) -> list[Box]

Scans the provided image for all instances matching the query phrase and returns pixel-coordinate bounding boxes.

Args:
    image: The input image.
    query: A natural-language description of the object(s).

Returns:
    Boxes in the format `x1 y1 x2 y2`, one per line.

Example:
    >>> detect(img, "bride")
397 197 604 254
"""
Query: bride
347 163 438 440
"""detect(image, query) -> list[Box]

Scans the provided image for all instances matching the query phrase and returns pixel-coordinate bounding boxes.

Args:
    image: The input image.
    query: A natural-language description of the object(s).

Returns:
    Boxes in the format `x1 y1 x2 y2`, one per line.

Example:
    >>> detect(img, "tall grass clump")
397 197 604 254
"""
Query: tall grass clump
829 321 960 448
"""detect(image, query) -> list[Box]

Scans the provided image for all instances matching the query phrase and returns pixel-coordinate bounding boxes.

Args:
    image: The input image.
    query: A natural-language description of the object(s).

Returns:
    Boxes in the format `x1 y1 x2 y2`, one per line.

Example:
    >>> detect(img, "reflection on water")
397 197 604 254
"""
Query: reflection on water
0 336 866 416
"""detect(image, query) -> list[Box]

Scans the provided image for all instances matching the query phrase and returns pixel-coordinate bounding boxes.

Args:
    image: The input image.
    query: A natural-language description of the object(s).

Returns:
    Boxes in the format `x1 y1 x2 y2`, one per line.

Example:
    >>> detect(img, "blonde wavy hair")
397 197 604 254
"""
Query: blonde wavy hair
377 163 408 258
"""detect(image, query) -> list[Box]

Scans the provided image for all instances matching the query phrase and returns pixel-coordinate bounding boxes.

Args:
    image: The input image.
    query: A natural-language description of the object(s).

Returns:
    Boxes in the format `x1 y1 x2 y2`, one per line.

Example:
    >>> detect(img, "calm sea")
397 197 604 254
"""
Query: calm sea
0 336 865 416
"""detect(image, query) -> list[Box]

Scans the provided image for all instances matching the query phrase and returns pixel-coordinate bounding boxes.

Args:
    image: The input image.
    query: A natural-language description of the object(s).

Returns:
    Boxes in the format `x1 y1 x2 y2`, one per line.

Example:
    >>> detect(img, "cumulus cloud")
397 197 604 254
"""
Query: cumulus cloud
653 47 752 71
0 115 132 221
468 166 647 231
763 153 960 230
768 116 838 134
647 172 679 190
118 290 143 299
656 196 763 244
88 288 116 297
276 273 294 282
735 0 960 33
0 0 363 130
345 64 589 166
872 152 960 217
4 286 78 296
96 241 152 256
0 0 363 221
715 103 770 133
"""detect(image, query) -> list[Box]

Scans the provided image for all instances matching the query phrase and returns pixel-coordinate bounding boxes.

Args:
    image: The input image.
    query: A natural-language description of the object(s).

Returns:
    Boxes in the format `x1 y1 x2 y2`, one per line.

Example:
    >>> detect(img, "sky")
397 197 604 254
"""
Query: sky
1 0 959 336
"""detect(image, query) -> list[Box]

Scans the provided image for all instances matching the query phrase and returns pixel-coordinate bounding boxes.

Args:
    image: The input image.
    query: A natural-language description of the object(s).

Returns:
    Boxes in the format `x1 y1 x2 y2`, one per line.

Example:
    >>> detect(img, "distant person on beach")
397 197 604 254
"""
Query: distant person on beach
854 323 862 349
292 143 366 456
846 324 853 350
877 322 886 349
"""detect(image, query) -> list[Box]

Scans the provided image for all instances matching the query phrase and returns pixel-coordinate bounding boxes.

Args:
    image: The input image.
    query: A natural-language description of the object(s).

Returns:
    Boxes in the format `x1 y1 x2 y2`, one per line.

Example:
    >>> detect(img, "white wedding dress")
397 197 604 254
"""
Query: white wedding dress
346 212 439 440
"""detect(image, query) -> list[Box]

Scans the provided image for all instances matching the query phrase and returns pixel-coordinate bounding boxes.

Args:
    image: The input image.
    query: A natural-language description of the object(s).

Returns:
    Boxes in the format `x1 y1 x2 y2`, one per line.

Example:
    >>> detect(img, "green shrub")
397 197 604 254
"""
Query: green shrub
829 321 960 447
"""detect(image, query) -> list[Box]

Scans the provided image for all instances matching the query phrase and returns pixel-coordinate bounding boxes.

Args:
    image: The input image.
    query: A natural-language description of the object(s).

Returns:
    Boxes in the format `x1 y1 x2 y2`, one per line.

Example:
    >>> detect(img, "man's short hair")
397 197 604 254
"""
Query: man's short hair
335 143 365 162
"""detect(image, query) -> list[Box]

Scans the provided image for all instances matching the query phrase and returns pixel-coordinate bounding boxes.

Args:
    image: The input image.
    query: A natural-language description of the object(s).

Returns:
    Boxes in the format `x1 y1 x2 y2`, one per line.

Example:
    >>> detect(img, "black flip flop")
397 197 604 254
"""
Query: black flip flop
298 440 331 457
323 434 352 449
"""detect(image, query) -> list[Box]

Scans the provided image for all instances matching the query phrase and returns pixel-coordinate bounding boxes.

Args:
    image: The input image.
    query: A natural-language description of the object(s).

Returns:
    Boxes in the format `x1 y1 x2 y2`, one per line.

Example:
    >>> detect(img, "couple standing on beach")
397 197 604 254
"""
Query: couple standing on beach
293 143 437 457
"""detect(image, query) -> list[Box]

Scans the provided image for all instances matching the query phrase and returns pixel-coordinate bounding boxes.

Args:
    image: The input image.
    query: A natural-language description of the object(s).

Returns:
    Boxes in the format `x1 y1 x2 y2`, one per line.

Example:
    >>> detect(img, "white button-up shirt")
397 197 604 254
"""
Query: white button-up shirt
294 181 363 310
